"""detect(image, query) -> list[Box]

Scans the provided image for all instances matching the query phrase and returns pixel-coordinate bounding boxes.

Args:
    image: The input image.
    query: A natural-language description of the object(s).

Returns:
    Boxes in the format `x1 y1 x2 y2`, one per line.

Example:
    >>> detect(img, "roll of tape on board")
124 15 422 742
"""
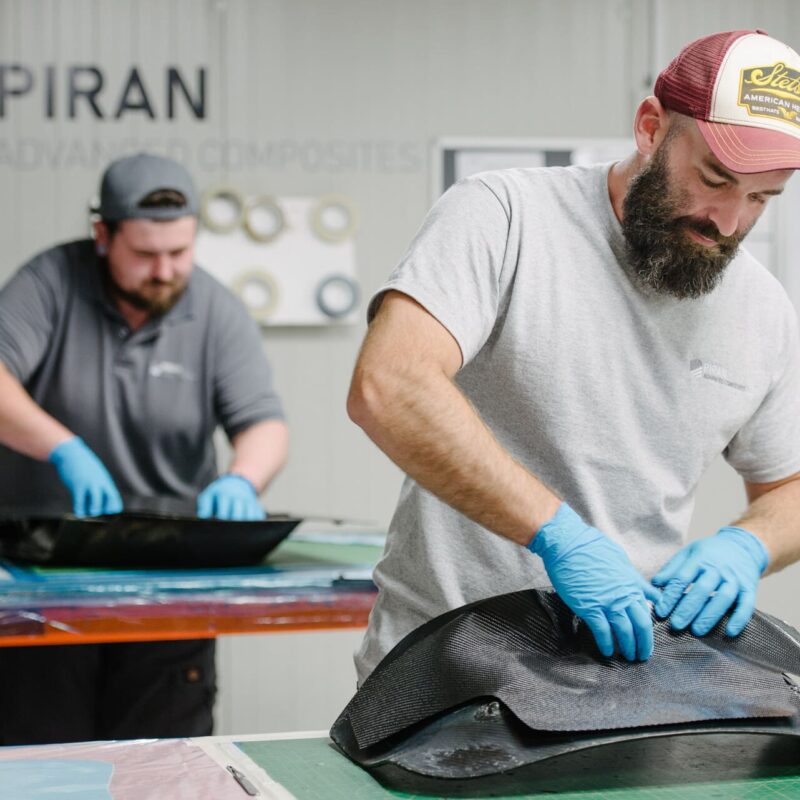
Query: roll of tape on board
243 195 286 243
200 187 245 234
315 274 359 319
232 269 280 322
309 194 359 243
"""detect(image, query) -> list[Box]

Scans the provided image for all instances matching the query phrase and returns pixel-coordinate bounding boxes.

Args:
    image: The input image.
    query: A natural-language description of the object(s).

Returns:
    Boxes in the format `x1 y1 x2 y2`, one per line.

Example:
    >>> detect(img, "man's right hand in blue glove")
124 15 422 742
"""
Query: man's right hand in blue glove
529 502 660 661
48 436 124 517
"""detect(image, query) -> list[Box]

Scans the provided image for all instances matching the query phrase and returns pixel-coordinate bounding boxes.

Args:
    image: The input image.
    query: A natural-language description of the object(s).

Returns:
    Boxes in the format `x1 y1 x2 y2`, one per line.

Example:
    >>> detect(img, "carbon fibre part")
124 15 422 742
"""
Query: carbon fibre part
331 589 800 781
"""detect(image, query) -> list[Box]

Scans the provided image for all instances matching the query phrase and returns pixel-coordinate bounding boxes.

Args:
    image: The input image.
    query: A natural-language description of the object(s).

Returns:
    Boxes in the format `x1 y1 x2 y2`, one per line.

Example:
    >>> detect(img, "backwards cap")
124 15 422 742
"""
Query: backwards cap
97 153 198 221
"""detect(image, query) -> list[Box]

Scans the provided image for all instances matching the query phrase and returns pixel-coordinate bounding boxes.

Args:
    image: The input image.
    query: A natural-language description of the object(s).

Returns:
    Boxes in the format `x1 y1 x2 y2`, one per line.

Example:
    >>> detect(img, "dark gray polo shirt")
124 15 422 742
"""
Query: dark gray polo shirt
0 239 284 512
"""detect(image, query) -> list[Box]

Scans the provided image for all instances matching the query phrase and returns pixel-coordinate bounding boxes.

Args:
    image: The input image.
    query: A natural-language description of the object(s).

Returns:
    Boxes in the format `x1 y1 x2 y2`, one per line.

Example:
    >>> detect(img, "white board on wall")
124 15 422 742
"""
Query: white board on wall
195 193 361 327
435 136 633 196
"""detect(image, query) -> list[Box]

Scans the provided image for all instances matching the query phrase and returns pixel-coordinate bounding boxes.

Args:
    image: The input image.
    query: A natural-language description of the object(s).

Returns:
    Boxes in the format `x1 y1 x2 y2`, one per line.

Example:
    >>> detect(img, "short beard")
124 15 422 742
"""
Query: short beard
621 140 749 300
103 268 186 317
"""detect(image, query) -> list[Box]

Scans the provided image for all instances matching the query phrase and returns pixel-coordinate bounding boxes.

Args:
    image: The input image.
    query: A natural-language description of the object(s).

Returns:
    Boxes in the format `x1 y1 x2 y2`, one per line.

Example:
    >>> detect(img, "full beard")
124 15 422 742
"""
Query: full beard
621 144 750 300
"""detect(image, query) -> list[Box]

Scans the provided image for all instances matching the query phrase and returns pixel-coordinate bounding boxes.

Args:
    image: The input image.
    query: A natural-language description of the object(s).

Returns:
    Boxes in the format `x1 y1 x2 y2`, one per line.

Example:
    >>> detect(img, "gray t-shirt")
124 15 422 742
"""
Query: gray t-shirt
355 163 800 683
0 239 284 511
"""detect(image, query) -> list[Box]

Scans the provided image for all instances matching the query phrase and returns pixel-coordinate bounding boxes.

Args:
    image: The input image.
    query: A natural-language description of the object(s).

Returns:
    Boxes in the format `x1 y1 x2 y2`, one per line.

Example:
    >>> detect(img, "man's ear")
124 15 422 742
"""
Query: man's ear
93 220 110 256
633 96 671 158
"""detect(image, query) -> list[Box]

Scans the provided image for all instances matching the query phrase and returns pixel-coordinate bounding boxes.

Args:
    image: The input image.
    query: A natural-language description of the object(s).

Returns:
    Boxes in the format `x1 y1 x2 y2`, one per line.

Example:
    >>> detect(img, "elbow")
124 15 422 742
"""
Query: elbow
347 366 394 437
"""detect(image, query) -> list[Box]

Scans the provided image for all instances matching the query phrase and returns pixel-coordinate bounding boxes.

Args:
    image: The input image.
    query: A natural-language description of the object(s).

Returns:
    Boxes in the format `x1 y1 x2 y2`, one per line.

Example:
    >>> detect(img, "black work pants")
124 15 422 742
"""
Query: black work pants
0 639 216 745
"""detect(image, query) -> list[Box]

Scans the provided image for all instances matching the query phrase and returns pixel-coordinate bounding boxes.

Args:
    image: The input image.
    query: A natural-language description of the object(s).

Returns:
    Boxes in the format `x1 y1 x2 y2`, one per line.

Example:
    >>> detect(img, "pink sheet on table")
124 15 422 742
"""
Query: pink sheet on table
0 739 250 800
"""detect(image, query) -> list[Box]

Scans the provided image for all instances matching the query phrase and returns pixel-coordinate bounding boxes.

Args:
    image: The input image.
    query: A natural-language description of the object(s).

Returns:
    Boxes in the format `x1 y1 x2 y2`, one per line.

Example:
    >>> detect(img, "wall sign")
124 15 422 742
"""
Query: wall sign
0 65 206 119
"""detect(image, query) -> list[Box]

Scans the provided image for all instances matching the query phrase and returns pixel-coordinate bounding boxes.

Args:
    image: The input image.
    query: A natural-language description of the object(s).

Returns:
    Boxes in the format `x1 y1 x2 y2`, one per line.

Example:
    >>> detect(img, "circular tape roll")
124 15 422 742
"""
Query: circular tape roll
200 187 245 234
315 274 360 319
232 269 280 323
243 195 286 244
309 194 359 243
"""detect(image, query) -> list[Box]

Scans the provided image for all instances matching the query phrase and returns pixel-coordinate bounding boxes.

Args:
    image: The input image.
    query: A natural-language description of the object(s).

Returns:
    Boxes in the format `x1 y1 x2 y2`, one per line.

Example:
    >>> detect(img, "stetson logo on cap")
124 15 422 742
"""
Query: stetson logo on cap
739 61 800 126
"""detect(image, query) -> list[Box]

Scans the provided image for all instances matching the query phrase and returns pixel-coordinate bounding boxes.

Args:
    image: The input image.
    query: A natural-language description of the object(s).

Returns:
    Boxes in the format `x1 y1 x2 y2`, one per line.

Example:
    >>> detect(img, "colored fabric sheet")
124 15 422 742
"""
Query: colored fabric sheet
0 758 112 800
0 740 248 800
0 532 382 641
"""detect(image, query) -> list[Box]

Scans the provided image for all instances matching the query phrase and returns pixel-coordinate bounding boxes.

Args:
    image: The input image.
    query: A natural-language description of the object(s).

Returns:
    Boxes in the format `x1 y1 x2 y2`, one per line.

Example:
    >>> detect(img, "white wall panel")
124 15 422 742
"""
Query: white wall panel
216 630 364 735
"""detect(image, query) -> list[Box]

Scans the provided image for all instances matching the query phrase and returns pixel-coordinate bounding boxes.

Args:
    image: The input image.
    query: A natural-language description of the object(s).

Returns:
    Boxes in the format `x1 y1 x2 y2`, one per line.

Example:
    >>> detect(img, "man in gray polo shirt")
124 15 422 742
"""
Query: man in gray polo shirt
348 30 800 684
0 153 288 743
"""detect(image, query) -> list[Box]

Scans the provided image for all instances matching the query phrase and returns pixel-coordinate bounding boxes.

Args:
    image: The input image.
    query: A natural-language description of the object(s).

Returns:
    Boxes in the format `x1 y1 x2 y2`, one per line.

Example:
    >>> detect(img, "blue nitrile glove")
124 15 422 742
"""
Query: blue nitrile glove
48 436 124 517
529 502 660 661
652 526 768 637
196 473 266 521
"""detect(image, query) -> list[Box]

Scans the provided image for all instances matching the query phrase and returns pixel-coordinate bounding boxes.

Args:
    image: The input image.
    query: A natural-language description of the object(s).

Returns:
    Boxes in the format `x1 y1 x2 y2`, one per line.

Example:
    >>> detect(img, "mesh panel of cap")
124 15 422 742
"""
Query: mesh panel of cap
653 30 748 118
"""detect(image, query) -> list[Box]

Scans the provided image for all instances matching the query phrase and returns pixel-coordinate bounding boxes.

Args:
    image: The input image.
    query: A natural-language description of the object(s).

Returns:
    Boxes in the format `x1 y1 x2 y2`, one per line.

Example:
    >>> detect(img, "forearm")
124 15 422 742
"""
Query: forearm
348 363 560 546
0 362 73 460
227 419 289 493
734 479 800 574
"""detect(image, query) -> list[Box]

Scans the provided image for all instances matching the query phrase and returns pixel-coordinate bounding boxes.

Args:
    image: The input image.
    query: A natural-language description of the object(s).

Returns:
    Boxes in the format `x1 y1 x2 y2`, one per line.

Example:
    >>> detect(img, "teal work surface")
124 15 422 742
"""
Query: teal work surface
0 531 383 598
237 734 800 800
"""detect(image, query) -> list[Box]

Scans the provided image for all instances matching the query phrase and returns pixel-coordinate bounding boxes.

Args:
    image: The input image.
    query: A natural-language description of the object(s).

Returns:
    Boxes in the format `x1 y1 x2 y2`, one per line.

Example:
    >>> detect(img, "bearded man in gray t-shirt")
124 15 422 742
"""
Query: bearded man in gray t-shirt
348 29 800 684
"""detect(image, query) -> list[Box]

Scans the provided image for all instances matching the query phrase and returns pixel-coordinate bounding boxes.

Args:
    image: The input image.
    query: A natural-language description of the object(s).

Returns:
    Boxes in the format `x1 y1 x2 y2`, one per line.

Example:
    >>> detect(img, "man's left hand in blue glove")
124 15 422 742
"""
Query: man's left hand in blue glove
197 473 266 521
652 526 769 637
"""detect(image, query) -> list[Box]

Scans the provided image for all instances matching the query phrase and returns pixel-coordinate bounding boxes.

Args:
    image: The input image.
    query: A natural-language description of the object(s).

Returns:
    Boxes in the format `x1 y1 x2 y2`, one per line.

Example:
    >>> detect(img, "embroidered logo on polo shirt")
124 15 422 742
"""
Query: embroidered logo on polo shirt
739 62 800 127
149 361 196 381
689 359 746 391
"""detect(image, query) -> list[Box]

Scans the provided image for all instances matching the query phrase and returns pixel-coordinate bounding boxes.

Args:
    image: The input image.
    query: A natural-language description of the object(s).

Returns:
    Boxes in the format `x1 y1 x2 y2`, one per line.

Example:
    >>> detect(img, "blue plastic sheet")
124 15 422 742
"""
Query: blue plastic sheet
0 758 113 799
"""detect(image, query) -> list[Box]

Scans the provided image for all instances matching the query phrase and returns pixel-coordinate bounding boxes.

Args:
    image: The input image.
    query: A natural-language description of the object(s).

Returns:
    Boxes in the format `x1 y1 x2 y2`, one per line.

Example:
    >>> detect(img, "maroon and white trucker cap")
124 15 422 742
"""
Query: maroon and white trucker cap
654 29 800 173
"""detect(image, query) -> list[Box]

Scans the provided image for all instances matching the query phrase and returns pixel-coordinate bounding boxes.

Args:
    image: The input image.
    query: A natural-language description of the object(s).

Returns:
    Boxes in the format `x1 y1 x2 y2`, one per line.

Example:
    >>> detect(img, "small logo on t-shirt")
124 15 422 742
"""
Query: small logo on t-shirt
149 361 196 381
689 359 746 391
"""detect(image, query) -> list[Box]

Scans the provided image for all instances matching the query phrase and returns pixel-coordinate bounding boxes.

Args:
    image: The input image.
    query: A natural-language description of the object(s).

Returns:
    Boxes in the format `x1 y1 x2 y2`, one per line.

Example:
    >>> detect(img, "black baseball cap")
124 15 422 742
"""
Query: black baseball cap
97 153 199 221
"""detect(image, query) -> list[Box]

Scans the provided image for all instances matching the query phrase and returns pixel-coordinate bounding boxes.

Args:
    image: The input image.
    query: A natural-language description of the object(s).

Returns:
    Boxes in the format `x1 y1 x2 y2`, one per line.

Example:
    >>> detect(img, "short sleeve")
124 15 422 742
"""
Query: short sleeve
0 259 58 381
211 292 285 438
724 309 800 483
368 177 511 366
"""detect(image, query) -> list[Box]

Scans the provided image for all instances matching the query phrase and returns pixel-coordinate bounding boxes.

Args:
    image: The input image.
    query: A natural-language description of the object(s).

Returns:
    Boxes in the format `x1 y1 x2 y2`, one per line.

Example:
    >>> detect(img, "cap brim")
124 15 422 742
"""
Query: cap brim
697 119 800 173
